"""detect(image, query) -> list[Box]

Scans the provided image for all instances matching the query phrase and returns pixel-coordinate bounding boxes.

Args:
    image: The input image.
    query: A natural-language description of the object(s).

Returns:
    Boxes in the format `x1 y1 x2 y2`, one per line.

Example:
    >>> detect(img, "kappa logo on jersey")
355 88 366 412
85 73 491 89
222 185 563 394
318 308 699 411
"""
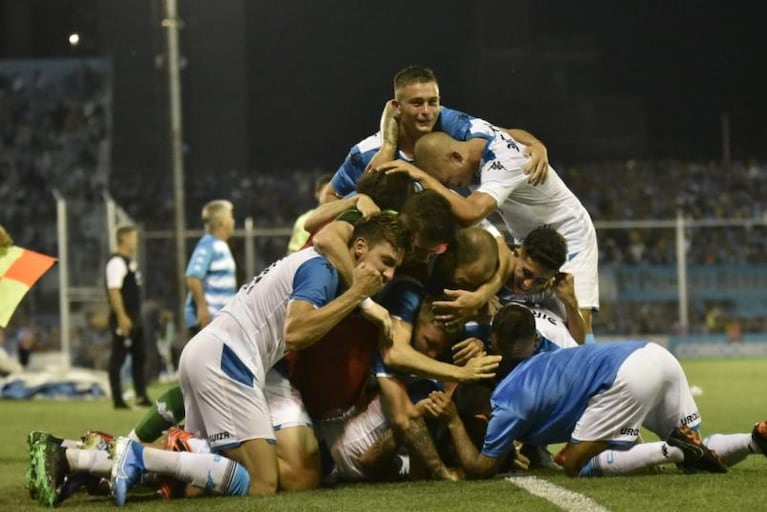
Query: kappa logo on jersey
489 161 506 171
620 427 640 436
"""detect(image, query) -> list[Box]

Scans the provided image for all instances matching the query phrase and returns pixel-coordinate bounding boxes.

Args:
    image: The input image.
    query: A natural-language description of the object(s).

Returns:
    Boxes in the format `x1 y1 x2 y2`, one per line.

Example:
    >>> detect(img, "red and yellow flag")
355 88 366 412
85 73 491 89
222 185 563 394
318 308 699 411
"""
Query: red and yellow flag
0 246 57 327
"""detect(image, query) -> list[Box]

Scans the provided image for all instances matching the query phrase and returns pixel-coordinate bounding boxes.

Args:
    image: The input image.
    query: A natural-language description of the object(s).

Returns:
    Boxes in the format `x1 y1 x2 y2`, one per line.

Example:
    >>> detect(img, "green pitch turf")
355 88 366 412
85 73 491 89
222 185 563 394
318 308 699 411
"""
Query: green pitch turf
2 358 764 511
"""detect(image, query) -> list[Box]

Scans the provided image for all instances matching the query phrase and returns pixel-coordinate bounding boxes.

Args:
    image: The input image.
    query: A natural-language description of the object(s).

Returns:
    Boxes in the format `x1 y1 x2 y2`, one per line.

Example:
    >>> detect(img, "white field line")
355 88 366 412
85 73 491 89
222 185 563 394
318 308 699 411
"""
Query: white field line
505 475 610 512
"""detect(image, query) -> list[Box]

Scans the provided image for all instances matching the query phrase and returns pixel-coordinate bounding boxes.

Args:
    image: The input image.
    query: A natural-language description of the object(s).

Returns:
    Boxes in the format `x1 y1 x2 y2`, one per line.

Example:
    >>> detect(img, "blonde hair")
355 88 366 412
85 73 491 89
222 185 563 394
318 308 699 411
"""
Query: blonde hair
202 200 233 231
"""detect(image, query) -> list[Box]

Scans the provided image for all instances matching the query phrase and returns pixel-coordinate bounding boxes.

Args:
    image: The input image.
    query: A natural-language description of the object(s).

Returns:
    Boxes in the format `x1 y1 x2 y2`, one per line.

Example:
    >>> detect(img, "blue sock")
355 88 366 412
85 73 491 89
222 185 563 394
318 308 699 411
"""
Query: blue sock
584 332 596 345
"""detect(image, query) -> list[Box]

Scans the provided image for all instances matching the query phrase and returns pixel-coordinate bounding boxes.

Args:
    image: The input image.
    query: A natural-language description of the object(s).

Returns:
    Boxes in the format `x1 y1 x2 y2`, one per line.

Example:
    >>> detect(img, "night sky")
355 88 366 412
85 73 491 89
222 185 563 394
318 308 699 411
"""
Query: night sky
2 0 766 168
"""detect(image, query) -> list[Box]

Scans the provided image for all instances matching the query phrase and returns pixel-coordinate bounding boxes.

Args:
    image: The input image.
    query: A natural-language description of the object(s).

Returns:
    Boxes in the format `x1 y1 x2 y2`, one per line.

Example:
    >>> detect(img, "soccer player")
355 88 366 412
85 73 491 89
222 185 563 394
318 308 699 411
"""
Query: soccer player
104 214 412 503
322 65 549 202
384 130 598 342
185 199 237 333
424 304 767 479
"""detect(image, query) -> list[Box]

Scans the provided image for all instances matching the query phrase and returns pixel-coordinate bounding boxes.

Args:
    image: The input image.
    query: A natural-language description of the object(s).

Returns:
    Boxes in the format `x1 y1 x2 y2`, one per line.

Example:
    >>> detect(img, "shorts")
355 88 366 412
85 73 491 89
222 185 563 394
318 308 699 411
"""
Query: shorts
179 330 274 450
265 368 313 432
571 343 700 448
560 235 599 311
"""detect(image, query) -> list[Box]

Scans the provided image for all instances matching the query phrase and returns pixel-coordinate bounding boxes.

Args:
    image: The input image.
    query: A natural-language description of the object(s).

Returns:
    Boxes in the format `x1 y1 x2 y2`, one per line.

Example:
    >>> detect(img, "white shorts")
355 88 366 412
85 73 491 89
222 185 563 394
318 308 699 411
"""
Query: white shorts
560 235 599 311
265 368 313 432
179 330 273 450
318 397 392 481
572 343 700 447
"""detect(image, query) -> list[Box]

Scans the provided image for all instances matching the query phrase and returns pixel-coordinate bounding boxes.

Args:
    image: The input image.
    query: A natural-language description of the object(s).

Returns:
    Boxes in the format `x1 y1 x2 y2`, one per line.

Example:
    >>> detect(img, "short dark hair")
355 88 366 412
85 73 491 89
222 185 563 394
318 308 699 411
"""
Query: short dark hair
356 171 418 212
430 227 497 292
521 225 568 272
393 65 438 91
399 190 456 247
492 304 536 356
351 212 412 254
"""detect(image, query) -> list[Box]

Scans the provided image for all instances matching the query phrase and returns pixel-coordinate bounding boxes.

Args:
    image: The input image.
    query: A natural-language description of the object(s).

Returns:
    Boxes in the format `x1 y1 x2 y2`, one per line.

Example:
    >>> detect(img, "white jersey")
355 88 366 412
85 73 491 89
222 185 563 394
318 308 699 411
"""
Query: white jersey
206 247 339 376
516 301 578 349
474 128 596 255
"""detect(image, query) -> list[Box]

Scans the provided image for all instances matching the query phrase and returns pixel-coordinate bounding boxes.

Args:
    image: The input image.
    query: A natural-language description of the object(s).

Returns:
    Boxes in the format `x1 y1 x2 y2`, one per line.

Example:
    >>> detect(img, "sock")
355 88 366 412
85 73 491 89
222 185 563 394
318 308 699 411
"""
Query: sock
131 385 185 442
583 332 596 345
61 439 79 449
142 447 250 495
580 442 683 477
65 448 112 475
703 433 754 466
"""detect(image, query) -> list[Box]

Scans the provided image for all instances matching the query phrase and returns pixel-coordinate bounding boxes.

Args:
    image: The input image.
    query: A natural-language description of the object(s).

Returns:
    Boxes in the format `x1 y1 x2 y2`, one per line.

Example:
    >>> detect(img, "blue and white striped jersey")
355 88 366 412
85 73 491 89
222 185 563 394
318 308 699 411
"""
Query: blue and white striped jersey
184 233 237 327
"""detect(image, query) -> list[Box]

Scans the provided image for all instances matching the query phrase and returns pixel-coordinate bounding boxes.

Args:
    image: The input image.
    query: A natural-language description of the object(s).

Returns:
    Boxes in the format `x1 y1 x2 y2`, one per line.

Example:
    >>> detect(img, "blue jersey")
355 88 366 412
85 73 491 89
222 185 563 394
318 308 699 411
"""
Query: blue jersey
481 341 647 458
184 233 237 327
371 278 424 378
330 107 495 198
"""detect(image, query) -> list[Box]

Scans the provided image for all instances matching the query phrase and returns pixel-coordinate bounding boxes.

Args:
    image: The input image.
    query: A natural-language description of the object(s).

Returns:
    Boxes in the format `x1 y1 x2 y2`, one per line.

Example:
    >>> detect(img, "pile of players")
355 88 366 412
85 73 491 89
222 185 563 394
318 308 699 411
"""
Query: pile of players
26 66 767 507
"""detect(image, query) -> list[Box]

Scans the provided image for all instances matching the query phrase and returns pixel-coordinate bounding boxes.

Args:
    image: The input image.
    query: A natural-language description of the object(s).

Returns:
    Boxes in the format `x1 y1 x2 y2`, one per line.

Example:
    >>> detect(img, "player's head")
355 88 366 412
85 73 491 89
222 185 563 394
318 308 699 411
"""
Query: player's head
399 190 456 263
507 225 567 295
392 65 441 137
350 213 411 283
412 296 458 359
314 173 333 203
356 170 419 212
202 199 235 240
452 381 494 450
0 225 13 257
430 227 499 292
414 132 474 187
491 304 540 372
115 225 138 254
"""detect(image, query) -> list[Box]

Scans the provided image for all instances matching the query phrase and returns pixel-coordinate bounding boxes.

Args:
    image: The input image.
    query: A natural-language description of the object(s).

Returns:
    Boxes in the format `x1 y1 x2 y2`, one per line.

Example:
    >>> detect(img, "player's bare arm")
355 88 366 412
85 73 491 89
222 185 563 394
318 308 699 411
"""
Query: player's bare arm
552 272 586 344
365 100 400 172
186 276 210 327
502 128 549 185
283 262 383 351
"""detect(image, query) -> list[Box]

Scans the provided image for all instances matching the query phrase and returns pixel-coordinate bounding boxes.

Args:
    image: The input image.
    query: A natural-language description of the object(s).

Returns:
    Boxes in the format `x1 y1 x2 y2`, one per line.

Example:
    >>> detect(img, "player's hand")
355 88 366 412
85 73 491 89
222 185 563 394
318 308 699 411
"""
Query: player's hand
377 159 428 182
434 466 462 481
197 306 211 328
460 354 501 382
422 390 458 422
512 441 531 471
523 140 549 185
355 193 381 219
452 337 486 366
551 272 577 306
432 289 486 328
117 315 133 335
360 300 393 341
352 262 385 298
365 101 399 172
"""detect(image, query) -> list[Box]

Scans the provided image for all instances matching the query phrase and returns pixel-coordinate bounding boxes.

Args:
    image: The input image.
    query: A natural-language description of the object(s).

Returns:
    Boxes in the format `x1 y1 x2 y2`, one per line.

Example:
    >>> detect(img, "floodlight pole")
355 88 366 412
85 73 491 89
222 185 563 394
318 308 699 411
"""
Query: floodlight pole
162 0 188 342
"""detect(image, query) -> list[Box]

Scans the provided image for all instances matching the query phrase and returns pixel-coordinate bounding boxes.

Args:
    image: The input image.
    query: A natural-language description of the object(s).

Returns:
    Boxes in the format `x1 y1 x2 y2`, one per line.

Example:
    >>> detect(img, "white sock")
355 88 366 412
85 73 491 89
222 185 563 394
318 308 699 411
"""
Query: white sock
61 439 79 449
142 447 245 494
127 429 140 442
582 442 683 476
65 448 112 475
703 433 754 466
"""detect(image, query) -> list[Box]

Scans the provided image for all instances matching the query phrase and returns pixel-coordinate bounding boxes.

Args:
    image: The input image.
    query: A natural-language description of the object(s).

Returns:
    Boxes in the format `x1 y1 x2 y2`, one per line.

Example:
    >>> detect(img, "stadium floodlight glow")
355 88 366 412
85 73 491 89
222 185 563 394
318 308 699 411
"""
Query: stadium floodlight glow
68 33 81 46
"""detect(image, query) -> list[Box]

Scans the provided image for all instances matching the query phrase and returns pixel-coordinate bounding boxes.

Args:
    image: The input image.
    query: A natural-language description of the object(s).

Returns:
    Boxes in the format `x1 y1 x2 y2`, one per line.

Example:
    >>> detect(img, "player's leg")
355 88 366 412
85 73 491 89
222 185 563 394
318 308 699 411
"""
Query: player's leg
560 237 599 343
128 385 186 443
265 368 321 491
128 326 151 405
704 420 767 466
108 329 129 408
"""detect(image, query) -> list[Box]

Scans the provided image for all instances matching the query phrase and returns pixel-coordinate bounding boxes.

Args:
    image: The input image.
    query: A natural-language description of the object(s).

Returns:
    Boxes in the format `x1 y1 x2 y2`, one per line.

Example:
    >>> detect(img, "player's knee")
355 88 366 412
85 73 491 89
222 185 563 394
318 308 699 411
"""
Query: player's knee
247 474 278 496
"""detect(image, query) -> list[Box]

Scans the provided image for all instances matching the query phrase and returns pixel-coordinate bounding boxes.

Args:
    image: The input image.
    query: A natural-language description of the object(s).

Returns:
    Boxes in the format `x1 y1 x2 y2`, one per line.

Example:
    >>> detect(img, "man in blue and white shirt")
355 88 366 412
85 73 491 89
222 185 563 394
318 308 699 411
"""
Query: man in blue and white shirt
185 199 237 333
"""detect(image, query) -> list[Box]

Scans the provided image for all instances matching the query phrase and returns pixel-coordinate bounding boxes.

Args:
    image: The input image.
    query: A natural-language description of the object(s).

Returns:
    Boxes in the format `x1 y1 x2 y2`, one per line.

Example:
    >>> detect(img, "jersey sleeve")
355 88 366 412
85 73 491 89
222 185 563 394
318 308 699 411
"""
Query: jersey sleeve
105 257 128 289
290 257 339 308
377 278 424 323
330 146 366 199
481 402 530 459
437 107 496 141
185 239 214 279
475 140 531 208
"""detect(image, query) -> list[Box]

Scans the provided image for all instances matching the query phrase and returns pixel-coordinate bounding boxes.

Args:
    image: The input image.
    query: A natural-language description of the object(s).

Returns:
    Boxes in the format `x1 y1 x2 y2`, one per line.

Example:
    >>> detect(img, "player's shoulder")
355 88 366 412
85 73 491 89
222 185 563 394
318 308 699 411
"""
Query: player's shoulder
350 132 383 155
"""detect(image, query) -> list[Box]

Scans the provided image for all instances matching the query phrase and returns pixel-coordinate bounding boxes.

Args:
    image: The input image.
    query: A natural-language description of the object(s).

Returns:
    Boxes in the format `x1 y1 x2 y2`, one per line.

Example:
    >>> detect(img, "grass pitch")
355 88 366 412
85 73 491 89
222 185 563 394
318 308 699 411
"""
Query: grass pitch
2 358 765 511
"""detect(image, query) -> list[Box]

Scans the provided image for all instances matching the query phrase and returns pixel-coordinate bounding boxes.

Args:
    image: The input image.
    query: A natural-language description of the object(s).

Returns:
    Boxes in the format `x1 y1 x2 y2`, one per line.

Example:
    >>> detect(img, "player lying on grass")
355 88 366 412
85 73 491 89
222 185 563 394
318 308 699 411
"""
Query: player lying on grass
423 304 767 478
